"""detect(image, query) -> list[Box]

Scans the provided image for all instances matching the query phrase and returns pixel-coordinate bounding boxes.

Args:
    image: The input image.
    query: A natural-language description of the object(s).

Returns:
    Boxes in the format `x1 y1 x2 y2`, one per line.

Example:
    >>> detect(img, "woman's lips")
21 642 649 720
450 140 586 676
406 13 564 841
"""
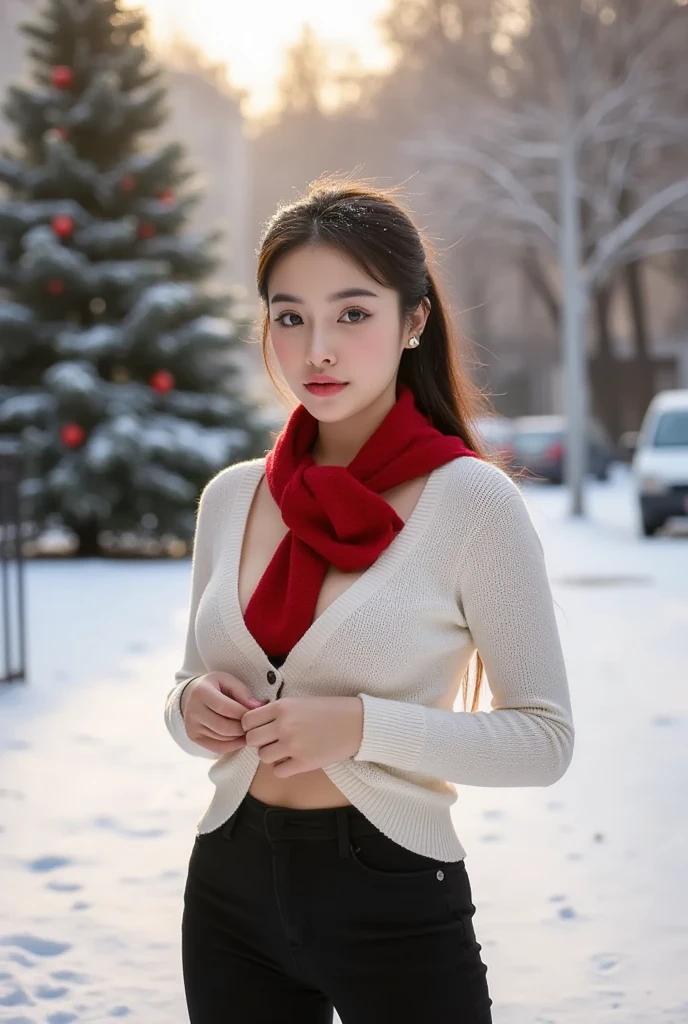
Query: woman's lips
303 382 349 397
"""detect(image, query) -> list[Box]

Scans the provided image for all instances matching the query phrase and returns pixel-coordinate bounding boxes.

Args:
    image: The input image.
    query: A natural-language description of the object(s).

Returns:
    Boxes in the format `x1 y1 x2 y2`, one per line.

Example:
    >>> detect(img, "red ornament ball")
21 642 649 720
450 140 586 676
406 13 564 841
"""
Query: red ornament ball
119 173 136 192
46 277 65 296
60 423 85 448
150 370 175 394
51 214 74 239
137 220 156 240
51 65 75 89
157 188 175 204
44 127 69 142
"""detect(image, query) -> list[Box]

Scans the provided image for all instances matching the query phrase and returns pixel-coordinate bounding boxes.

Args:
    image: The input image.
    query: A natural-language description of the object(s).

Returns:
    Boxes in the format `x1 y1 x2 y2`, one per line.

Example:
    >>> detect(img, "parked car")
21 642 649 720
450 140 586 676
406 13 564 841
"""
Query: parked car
473 415 515 465
631 389 688 536
511 415 614 484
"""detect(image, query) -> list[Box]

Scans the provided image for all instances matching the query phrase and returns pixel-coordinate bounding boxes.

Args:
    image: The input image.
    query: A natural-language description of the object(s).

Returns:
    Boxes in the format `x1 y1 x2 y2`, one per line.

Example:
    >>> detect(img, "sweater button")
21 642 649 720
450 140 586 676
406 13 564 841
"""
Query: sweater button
267 670 277 685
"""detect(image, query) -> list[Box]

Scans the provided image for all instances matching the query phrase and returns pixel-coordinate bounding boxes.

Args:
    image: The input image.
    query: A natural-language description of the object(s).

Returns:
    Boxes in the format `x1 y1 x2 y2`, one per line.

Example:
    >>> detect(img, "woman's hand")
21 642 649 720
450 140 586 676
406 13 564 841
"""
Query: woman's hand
180 672 267 757
241 696 364 778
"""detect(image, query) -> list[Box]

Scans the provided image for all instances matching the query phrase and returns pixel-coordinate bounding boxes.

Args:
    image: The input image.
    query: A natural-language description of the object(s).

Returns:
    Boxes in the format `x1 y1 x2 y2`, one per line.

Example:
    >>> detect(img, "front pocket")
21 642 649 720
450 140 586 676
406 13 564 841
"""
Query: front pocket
348 832 455 880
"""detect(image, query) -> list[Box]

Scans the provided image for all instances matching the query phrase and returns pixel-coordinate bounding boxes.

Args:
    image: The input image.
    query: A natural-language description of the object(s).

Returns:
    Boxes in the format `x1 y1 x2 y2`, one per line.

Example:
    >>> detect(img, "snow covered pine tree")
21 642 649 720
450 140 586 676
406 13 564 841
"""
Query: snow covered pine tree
0 0 267 556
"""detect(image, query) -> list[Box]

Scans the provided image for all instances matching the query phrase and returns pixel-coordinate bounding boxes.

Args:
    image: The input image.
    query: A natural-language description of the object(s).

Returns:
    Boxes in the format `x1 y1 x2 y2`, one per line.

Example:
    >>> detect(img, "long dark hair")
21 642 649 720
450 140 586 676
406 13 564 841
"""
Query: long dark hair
255 175 495 712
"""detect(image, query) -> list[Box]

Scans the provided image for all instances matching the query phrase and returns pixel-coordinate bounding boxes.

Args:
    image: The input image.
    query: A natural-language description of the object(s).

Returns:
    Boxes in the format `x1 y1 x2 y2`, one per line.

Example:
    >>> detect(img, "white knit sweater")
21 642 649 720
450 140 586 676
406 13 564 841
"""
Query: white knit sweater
164 455 574 862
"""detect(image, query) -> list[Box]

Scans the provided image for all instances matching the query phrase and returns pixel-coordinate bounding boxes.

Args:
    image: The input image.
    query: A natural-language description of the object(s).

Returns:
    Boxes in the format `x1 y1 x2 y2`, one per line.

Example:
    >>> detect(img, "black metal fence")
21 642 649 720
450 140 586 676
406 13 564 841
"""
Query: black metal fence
0 438 26 684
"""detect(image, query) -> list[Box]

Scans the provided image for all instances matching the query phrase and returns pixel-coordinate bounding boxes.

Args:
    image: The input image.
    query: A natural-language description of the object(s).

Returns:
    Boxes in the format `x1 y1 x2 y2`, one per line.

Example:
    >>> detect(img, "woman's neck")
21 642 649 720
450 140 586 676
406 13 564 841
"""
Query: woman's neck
310 383 397 466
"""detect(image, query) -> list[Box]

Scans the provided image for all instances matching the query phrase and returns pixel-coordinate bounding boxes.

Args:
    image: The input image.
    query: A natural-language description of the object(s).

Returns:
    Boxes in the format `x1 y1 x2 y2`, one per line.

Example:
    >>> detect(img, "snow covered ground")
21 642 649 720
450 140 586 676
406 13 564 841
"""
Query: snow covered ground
1 464 687 1023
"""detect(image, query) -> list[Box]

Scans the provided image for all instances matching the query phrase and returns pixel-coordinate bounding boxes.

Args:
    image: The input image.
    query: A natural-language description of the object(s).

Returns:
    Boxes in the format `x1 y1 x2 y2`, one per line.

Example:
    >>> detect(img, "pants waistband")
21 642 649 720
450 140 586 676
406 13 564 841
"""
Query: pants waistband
224 791 381 857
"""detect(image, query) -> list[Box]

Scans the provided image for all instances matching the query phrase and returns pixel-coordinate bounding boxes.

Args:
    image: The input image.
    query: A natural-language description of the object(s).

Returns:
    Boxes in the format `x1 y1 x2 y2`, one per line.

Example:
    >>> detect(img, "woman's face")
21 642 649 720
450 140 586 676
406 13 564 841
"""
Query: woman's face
267 243 422 424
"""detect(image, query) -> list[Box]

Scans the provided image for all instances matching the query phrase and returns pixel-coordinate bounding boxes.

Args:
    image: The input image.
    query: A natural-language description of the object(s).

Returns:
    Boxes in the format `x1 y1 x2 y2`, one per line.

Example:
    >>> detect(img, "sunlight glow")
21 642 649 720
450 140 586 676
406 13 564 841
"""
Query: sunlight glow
137 0 394 118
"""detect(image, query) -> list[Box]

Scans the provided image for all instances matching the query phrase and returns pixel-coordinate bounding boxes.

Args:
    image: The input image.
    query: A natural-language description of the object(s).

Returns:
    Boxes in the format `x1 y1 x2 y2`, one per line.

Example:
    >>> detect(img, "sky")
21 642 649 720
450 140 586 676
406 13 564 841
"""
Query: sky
139 0 394 118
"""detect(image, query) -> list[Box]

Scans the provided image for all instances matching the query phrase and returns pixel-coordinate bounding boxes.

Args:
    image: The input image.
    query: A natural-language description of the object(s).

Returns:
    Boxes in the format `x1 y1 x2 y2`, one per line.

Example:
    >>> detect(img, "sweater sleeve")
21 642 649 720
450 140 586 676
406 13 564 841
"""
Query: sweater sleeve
163 479 222 760
353 476 575 786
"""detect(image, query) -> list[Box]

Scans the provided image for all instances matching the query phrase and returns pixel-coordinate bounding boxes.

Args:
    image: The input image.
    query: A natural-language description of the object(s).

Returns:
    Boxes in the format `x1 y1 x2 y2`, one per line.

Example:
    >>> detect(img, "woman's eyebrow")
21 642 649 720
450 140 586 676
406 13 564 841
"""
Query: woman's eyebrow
270 288 379 304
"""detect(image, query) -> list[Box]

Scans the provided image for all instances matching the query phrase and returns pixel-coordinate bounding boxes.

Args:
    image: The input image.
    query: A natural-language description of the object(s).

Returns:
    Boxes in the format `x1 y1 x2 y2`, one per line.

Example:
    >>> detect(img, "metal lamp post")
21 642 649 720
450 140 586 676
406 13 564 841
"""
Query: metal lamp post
0 438 27 684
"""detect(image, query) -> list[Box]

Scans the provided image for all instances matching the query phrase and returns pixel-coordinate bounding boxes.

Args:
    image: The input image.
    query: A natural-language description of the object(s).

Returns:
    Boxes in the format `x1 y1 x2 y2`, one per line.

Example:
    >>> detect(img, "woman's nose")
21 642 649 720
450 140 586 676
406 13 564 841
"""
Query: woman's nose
306 331 336 365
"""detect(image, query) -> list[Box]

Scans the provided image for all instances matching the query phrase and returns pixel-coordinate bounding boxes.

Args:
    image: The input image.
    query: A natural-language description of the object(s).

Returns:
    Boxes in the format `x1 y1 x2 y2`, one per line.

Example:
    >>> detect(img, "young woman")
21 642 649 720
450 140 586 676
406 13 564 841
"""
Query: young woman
164 179 575 1023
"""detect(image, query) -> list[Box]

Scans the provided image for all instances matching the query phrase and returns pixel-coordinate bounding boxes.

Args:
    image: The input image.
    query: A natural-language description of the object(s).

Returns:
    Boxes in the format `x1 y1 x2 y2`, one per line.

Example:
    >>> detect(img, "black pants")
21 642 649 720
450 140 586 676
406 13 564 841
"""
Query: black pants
182 792 492 1023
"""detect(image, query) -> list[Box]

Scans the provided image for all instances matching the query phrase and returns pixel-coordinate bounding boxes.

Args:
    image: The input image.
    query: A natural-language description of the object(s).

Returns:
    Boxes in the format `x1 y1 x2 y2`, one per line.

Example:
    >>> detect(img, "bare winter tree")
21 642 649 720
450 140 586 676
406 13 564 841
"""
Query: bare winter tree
382 0 688 513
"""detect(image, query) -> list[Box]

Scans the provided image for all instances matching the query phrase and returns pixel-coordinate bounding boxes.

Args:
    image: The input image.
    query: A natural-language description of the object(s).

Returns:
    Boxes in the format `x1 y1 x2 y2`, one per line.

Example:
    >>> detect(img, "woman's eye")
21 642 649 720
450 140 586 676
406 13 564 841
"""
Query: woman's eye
339 308 370 324
274 309 370 327
274 312 303 327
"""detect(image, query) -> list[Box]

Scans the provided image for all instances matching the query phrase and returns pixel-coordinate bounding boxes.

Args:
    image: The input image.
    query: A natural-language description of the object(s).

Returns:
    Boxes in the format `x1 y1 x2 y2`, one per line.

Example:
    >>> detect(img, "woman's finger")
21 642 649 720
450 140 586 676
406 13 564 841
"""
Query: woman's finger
197 733 246 755
200 709 246 739
244 722 279 749
257 738 290 764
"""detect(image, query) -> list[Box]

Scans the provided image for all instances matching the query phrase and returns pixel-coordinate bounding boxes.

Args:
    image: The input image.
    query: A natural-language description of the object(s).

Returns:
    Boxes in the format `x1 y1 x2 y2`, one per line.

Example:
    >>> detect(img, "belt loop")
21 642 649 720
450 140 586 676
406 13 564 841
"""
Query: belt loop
335 807 350 858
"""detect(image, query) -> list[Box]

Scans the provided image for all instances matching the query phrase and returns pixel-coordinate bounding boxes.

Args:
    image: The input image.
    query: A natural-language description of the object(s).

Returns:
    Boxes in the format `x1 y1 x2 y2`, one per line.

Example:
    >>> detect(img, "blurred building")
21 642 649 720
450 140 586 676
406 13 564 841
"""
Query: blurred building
0 0 28 144
450 238 688 433
162 61 251 294
448 251 558 420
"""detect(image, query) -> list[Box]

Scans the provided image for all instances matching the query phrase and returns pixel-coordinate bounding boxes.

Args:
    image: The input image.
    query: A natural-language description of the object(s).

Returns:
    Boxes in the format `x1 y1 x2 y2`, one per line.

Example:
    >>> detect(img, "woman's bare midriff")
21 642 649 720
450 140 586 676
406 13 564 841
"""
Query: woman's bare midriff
240 470 430 809
248 764 353 808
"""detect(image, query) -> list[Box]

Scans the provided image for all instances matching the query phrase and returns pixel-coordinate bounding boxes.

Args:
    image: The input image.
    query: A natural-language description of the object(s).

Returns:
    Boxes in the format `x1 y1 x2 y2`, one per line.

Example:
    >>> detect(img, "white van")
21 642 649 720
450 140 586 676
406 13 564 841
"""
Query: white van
632 389 688 536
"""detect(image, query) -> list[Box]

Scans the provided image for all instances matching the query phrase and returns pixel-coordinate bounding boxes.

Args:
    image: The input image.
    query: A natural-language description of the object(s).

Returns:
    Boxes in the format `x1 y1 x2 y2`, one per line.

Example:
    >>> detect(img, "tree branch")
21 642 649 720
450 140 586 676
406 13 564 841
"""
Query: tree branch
586 179 688 284
408 136 559 244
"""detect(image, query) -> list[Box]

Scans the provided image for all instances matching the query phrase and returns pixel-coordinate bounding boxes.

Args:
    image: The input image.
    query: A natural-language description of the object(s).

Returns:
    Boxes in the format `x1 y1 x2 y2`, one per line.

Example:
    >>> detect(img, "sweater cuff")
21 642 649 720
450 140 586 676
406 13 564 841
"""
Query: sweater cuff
353 693 427 772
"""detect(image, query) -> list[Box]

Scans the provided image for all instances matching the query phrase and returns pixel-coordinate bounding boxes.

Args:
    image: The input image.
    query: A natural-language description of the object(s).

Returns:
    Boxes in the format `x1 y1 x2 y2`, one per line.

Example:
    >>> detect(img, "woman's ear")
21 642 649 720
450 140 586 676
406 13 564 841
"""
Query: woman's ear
409 297 431 340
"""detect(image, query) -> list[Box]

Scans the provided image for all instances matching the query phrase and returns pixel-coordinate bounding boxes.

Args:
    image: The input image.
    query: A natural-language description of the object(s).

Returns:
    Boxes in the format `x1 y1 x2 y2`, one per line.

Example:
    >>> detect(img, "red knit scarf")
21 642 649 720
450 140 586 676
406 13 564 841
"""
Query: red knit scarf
243 382 480 655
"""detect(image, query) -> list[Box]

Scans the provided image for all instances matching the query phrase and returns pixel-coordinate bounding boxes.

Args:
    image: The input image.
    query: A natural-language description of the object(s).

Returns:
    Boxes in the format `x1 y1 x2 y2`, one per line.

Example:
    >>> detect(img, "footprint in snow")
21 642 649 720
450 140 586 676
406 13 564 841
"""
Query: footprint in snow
26 856 73 874
7 952 34 968
0 935 71 957
34 983 69 1000
0 979 31 1008
91 817 166 839
50 970 90 984
591 954 620 972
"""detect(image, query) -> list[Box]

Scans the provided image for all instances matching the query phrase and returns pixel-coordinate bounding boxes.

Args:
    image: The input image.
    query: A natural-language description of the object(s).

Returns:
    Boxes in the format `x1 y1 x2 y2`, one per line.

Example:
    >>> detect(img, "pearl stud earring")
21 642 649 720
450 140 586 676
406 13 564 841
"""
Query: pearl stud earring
408 336 420 348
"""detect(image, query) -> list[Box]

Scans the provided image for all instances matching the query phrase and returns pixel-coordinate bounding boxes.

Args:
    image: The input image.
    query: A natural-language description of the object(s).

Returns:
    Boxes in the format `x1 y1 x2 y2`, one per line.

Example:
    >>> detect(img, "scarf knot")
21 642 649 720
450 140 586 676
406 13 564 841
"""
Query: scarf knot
243 383 479 655
281 463 404 572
